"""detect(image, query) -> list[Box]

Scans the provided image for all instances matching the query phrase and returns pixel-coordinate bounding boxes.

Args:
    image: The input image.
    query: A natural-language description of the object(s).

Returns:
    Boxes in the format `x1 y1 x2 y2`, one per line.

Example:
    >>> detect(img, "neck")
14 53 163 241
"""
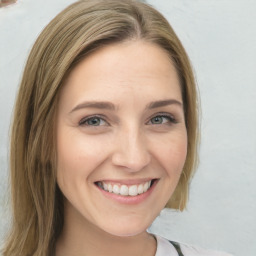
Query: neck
55 204 156 256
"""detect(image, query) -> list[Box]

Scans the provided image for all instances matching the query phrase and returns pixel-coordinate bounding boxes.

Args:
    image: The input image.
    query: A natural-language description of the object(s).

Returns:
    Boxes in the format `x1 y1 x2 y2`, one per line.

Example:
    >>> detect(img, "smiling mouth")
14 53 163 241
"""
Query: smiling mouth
95 179 157 197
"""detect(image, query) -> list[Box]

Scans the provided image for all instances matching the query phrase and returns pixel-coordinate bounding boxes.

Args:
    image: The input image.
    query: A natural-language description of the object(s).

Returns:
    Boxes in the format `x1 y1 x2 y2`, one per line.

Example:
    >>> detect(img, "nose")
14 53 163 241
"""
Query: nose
111 127 151 172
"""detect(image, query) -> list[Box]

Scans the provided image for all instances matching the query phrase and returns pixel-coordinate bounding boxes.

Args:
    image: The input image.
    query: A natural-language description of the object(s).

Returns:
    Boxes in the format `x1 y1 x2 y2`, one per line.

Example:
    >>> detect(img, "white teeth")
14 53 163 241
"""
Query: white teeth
103 183 108 191
98 180 154 197
108 184 113 193
120 185 129 196
113 184 120 195
138 184 144 194
129 185 138 196
143 181 149 192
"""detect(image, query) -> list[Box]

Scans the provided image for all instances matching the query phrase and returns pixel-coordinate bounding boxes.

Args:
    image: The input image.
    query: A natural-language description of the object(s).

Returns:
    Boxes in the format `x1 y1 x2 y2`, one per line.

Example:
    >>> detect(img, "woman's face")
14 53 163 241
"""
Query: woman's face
56 41 187 236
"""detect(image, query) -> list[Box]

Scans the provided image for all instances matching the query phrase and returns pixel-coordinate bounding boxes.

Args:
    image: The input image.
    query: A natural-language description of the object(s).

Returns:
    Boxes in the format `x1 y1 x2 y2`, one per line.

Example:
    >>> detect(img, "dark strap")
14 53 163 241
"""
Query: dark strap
169 241 185 256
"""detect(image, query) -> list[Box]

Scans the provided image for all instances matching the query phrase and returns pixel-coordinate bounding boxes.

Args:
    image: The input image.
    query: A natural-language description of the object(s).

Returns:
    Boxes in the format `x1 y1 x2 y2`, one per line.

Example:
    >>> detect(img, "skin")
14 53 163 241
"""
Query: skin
55 40 187 256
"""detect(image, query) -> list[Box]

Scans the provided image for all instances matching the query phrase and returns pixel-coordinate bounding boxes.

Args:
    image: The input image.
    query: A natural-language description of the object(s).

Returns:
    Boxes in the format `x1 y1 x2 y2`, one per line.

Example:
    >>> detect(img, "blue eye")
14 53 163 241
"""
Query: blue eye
149 114 176 125
79 116 107 126
151 116 165 124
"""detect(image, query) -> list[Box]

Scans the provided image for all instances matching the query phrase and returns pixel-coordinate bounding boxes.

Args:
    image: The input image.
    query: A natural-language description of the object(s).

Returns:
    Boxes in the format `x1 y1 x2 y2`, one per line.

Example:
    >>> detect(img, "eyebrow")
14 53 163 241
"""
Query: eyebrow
147 99 183 109
69 99 182 114
70 101 116 113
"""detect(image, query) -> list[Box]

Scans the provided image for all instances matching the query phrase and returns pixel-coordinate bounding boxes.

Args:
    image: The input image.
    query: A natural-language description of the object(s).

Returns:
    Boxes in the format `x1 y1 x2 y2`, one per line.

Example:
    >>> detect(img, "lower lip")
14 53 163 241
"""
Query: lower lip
95 180 158 205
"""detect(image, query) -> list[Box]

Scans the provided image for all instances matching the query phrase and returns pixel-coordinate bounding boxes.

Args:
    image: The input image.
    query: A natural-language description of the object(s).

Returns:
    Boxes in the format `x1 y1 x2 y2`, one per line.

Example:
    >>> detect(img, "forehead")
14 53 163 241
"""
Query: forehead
60 40 182 105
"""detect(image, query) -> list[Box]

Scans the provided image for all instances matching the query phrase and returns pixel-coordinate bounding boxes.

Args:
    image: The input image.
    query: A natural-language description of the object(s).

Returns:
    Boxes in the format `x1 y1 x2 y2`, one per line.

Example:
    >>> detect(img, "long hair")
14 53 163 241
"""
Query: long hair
3 0 199 255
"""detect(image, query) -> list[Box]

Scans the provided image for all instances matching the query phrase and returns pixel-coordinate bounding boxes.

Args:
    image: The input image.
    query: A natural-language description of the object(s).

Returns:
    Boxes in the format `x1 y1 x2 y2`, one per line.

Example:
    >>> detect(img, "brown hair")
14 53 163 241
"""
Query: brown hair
3 0 199 255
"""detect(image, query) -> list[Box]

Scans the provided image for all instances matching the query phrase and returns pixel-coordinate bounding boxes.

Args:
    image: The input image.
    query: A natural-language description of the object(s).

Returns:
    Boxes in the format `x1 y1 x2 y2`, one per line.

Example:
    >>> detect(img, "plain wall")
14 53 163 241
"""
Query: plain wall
0 1 255 255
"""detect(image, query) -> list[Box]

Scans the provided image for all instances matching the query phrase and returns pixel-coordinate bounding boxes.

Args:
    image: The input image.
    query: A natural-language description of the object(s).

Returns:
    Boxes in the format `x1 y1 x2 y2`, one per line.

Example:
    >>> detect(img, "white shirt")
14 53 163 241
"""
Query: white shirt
154 235 234 256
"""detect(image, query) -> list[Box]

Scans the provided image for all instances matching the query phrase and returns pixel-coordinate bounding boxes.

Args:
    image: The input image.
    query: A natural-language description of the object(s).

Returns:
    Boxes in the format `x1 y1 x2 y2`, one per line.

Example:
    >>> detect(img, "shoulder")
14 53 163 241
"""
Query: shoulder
178 241 233 256
154 234 234 256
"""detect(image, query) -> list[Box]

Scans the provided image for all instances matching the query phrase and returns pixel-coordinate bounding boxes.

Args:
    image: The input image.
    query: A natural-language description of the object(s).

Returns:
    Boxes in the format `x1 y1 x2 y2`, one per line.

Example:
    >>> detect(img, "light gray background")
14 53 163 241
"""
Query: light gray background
0 0 255 255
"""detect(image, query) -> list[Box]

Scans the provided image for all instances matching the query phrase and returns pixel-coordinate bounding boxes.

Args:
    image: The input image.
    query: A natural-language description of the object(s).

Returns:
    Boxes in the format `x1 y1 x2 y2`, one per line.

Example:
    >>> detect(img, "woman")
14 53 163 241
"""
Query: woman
2 0 232 255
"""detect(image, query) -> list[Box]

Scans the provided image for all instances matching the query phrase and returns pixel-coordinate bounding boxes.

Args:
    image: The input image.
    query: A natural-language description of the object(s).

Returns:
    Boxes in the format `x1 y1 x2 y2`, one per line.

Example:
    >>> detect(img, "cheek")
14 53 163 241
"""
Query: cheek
154 132 187 174
56 131 108 183
56 132 102 206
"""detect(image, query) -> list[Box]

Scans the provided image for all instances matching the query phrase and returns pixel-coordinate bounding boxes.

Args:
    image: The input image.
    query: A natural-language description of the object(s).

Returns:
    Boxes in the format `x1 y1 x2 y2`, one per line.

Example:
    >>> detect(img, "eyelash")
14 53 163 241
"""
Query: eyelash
78 113 177 127
147 113 177 125
79 115 108 126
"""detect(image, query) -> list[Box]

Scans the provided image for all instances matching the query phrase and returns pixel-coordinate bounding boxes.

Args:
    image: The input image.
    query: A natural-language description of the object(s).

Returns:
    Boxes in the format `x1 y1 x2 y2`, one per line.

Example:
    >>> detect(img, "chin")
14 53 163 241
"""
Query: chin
107 229 146 238
101 223 149 238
